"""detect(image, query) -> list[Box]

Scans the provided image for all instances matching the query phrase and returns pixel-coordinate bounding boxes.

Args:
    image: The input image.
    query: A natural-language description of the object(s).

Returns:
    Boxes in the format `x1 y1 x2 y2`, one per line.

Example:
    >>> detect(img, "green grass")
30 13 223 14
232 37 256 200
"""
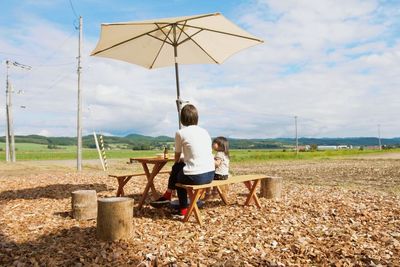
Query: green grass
0 143 54 151
0 143 158 161
229 148 400 162
0 142 399 161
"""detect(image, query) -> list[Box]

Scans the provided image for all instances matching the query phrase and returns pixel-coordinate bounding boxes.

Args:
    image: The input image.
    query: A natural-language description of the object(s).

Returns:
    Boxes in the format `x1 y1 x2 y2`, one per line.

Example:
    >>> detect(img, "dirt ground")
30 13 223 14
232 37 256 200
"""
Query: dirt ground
0 155 399 266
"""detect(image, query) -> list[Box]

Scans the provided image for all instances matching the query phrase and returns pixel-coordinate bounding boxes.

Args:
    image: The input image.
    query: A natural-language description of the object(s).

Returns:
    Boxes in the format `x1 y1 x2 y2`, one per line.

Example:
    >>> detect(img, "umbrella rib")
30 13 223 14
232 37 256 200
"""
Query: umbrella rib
91 14 263 56
149 25 174 69
177 24 264 43
147 33 173 46
176 21 187 43
174 13 219 24
91 24 173 55
155 23 174 44
176 29 203 46
175 24 219 64
106 13 219 26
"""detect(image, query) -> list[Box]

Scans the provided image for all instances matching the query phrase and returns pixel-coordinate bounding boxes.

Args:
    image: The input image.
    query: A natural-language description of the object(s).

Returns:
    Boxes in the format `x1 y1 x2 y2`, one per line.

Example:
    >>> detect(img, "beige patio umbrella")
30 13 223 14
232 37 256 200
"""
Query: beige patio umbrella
91 12 263 127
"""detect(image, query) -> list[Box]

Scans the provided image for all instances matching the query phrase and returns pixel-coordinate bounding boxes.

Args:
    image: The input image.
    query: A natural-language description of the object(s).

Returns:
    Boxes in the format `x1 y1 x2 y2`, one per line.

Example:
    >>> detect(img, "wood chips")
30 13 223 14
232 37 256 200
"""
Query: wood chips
0 158 399 266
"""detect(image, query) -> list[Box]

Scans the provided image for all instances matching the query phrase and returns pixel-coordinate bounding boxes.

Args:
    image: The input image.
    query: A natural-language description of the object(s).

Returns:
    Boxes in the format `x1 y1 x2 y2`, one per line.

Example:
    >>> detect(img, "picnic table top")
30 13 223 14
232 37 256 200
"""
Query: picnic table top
129 156 175 164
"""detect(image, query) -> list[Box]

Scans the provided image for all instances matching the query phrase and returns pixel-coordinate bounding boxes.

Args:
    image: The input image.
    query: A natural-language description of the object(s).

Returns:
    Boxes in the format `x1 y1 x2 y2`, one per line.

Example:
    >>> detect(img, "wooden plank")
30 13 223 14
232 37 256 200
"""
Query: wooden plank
108 172 146 178
176 175 279 190
130 157 174 164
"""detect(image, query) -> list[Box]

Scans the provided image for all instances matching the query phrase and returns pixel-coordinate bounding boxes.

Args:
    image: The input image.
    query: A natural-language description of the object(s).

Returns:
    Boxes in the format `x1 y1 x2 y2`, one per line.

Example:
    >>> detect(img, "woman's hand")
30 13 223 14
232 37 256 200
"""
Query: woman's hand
214 157 222 167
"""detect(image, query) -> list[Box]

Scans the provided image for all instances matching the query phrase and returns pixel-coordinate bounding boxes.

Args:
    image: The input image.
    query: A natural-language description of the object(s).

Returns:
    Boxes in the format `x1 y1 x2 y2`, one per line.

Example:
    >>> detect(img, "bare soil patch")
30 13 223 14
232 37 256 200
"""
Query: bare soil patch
0 159 399 266
350 151 400 160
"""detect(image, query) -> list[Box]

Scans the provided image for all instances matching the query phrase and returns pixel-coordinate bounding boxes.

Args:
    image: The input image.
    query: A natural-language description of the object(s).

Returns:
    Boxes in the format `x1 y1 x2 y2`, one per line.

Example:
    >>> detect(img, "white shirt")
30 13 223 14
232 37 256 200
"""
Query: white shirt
175 125 215 175
215 151 230 176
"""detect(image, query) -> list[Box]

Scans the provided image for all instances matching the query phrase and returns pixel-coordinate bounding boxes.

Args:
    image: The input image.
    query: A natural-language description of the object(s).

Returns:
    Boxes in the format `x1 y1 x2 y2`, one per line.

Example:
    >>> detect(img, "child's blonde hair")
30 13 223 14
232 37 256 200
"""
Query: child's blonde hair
212 136 229 157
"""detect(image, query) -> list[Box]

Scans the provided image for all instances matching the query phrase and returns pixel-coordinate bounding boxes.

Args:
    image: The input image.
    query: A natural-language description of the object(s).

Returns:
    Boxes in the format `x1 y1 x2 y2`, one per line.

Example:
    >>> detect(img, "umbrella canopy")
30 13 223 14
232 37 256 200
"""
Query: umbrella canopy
91 13 263 126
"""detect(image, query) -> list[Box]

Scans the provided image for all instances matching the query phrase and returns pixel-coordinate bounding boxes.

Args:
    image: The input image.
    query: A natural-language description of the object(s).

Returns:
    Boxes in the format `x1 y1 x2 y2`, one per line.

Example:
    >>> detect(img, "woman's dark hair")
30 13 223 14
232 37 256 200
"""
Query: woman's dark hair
180 104 198 126
212 136 229 157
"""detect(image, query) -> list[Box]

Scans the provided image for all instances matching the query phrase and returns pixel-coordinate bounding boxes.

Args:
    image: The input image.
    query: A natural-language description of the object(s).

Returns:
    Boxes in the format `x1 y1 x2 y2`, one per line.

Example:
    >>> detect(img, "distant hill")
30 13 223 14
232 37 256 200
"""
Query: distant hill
0 134 175 150
276 137 400 146
0 134 399 150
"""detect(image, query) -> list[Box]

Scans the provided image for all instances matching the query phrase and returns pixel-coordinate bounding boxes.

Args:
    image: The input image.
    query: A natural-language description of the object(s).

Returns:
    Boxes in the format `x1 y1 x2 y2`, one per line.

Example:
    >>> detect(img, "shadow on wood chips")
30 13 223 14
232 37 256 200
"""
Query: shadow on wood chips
0 226 143 266
0 183 109 200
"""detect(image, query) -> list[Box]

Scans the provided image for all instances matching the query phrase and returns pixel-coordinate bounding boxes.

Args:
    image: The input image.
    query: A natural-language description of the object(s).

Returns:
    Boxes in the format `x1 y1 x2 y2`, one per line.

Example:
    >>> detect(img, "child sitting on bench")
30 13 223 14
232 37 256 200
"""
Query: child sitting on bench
204 136 230 199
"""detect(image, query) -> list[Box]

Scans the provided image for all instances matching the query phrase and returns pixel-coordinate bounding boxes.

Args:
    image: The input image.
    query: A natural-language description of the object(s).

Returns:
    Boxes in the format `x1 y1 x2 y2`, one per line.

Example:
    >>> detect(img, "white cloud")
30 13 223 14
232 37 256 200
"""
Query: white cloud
0 0 399 138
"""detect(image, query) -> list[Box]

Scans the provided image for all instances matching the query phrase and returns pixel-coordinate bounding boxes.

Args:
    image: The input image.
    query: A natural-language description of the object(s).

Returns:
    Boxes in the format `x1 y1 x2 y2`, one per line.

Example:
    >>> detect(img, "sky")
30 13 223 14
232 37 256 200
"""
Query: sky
0 0 399 139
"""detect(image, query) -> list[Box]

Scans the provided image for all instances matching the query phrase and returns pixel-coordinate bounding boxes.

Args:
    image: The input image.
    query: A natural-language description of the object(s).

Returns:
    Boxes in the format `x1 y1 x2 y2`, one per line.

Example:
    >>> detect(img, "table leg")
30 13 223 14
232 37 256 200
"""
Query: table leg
244 180 261 208
116 177 124 197
137 178 153 210
215 186 229 205
243 181 252 204
183 188 204 225
138 162 168 209
116 176 133 197
142 163 158 197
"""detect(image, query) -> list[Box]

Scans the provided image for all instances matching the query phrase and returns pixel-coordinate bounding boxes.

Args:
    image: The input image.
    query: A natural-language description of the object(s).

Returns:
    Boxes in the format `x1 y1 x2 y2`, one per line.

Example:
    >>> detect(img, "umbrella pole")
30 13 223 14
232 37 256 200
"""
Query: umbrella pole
173 24 182 129
174 57 181 129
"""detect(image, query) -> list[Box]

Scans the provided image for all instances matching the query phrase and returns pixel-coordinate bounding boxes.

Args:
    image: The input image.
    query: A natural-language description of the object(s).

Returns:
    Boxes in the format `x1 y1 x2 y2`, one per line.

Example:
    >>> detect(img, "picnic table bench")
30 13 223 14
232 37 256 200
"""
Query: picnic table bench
95 134 173 204
109 170 172 198
176 174 281 225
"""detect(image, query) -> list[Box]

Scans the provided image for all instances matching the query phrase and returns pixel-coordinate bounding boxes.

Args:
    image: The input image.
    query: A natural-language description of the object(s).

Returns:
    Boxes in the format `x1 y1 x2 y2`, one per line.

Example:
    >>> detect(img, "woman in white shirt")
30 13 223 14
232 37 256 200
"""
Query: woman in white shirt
151 104 215 218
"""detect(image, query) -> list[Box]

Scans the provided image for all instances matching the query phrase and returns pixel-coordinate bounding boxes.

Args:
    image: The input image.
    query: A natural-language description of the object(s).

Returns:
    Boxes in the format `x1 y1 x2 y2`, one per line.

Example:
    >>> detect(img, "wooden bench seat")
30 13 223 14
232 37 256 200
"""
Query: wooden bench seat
109 170 170 197
176 174 280 225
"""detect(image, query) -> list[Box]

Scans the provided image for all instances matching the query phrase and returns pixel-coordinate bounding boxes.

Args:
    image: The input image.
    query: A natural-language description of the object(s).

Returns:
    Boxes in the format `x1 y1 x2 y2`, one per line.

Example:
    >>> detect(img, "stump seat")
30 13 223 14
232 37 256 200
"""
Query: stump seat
96 197 134 241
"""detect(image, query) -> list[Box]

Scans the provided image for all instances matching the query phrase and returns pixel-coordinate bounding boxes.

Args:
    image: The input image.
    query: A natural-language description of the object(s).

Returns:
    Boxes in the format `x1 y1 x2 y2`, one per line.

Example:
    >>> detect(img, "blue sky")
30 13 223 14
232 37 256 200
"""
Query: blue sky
0 0 399 138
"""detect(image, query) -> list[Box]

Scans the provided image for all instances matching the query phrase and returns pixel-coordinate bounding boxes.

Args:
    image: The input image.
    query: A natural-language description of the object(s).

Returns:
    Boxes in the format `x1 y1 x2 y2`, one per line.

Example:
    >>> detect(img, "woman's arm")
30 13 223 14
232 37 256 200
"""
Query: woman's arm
214 157 222 167
174 131 182 163
175 152 182 163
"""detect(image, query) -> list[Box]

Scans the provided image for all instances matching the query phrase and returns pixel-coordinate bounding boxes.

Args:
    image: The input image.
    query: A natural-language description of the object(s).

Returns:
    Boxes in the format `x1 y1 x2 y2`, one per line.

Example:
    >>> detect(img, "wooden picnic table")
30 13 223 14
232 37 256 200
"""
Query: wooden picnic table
130 157 174 209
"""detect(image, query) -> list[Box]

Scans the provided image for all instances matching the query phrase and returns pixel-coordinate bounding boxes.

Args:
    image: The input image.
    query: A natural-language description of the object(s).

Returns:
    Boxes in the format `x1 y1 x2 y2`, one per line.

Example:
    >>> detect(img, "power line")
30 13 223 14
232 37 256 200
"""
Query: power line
13 31 77 82
33 62 76 67
0 51 27 57
41 73 72 91
68 0 79 19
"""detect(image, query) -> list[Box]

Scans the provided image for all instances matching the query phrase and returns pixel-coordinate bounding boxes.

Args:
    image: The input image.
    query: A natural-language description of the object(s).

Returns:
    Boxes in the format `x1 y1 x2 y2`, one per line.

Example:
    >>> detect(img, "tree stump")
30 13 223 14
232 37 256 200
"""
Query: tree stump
71 190 97 220
260 177 282 200
97 197 134 241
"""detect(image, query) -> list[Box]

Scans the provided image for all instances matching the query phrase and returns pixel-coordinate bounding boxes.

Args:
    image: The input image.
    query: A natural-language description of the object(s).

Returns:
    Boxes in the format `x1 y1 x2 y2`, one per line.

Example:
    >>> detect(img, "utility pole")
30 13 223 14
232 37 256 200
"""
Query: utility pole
7 75 15 162
295 116 299 155
378 124 382 150
4 60 31 162
76 16 83 171
5 62 10 162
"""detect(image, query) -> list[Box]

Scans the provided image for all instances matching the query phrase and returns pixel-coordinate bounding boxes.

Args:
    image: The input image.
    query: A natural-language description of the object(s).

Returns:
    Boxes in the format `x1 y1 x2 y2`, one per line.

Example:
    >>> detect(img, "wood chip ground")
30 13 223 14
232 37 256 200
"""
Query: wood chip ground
0 158 399 266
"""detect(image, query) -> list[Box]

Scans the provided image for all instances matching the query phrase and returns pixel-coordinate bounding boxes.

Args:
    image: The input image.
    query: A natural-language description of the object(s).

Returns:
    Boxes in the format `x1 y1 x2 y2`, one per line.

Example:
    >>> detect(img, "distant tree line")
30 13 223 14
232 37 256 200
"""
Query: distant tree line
0 134 399 150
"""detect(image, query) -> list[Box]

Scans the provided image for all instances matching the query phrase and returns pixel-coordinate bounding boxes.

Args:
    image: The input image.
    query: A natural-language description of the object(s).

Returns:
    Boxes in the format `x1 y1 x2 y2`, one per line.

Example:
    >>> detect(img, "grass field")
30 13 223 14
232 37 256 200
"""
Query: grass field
229 148 400 161
1 142 399 161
